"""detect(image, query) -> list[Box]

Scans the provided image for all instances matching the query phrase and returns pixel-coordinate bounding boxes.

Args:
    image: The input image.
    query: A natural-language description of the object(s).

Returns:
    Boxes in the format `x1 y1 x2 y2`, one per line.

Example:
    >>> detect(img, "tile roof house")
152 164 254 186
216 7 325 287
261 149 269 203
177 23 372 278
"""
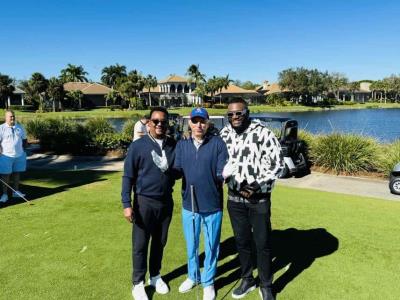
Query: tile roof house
64 82 112 107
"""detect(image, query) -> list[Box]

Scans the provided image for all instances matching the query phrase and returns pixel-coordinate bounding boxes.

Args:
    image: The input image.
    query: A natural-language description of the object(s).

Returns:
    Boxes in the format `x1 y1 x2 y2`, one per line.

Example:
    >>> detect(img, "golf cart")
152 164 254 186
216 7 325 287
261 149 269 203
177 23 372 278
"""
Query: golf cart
389 163 400 195
251 116 309 178
175 114 309 178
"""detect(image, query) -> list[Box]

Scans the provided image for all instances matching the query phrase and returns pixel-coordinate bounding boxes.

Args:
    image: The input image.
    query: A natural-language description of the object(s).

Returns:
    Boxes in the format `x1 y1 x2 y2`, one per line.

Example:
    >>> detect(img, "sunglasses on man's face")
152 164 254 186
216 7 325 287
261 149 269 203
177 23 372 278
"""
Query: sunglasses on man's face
151 119 168 126
227 109 247 118
190 118 207 125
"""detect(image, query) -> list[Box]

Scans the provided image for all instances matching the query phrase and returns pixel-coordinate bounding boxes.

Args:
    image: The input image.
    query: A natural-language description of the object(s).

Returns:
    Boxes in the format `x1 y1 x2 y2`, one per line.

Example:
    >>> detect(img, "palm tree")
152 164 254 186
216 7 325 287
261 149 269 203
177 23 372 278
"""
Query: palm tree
347 82 360 102
60 64 88 83
217 75 232 104
143 74 158 107
101 64 127 88
105 90 120 107
329 72 348 101
117 70 145 109
206 76 220 102
193 82 208 105
186 64 206 104
0 73 15 109
29 72 48 111
47 77 65 112
67 90 84 109
186 64 205 84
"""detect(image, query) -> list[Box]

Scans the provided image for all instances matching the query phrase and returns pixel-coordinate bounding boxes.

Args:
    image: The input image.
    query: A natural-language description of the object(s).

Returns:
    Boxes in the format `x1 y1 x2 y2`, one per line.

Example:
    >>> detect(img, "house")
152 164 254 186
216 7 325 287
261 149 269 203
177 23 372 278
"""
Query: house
63 82 112 107
7 87 26 107
141 75 201 107
213 84 261 104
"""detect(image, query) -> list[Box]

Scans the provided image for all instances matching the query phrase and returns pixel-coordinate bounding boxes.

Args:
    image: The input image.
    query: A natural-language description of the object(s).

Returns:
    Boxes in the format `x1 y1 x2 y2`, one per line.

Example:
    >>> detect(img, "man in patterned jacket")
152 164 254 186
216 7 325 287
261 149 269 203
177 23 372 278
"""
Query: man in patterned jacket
220 99 284 300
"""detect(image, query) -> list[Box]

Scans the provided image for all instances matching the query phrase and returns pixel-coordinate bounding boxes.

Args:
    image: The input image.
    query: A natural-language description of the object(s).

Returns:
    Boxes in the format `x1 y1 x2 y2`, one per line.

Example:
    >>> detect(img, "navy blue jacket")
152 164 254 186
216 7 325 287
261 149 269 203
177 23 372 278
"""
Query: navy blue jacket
174 134 228 213
121 135 177 208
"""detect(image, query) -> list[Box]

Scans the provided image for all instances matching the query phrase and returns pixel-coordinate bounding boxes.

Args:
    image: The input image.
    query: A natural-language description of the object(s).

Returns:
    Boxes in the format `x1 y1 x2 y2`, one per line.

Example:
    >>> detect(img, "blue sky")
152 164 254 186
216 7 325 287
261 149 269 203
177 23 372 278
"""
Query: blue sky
1 0 399 83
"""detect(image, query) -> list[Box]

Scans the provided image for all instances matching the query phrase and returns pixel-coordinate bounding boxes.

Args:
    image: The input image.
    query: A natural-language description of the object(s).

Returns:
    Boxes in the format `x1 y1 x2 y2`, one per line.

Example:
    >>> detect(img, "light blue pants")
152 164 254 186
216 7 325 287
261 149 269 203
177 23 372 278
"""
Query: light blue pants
182 208 222 287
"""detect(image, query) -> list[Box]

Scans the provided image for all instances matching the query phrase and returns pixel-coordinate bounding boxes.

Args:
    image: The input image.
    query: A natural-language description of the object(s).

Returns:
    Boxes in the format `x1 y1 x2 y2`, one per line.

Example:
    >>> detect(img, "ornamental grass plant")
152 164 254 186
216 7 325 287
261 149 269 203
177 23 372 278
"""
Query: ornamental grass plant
378 140 400 175
311 133 380 175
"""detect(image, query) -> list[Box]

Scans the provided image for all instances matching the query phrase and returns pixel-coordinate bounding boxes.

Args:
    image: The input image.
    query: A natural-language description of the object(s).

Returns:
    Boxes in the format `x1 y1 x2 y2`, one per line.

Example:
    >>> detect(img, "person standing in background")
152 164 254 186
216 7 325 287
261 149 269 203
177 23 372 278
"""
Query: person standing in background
0 110 28 203
133 115 149 141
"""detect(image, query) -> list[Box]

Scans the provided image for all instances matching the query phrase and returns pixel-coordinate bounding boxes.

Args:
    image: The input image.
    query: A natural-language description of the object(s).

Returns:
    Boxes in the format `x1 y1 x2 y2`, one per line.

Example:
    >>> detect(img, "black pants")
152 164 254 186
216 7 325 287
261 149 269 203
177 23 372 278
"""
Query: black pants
132 195 173 284
227 196 273 288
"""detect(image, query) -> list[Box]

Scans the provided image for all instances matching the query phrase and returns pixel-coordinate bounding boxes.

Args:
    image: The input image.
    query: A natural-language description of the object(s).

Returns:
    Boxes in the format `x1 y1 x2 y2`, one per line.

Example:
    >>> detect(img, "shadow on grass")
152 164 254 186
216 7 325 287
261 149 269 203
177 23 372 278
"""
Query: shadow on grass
0 169 116 208
164 228 338 298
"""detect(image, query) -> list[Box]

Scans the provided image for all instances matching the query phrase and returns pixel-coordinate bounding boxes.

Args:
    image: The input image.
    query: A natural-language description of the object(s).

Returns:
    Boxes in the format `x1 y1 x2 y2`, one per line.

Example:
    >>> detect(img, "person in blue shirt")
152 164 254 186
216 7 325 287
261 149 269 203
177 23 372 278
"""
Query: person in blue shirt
174 107 228 300
121 107 177 300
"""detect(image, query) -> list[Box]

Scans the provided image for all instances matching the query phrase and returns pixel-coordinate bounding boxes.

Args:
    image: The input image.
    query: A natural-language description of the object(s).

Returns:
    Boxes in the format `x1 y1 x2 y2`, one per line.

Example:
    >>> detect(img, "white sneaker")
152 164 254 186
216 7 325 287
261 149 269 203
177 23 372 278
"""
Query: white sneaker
13 191 26 198
148 274 169 294
179 277 196 293
203 285 216 300
131 281 148 300
0 194 8 203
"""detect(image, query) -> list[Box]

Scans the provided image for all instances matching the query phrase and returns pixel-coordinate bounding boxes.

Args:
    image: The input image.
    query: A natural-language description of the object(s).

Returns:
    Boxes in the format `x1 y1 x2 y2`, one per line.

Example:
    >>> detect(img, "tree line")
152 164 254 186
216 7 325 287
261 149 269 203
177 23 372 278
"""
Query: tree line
278 67 400 104
1 65 400 111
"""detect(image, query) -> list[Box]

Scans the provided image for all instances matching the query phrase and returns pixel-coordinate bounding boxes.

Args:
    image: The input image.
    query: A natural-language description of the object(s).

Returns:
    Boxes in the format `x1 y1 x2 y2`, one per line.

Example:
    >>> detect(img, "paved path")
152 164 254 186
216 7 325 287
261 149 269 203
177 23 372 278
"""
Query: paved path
27 154 399 202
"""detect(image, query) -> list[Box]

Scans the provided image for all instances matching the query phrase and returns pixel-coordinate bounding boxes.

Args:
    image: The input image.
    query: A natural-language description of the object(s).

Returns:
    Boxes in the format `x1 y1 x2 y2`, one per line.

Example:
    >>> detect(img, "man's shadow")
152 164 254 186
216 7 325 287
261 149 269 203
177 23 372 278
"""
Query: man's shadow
0 169 112 208
163 228 338 297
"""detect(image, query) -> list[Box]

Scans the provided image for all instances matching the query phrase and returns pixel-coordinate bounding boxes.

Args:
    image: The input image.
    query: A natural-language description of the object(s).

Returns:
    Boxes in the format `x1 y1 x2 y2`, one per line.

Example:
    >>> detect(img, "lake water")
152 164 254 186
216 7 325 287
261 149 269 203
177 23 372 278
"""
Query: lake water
108 108 400 143
253 108 400 143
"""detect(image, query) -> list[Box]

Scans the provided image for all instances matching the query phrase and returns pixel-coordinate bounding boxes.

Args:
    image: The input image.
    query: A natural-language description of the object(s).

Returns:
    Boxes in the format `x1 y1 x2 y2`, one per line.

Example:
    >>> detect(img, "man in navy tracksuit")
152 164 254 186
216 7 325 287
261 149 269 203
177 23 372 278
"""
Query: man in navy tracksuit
121 107 177 300
174 108 228 300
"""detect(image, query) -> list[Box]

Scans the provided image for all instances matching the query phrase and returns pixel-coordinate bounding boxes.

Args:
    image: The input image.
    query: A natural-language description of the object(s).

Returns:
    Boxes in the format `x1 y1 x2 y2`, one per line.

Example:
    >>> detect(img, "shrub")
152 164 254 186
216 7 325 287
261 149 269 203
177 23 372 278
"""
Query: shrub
213 103 228 109
25 118 89 153
121 119 136 141
311 133 380 174
93 133 130 151
9 105 35 111
266 94 286 106
202 102 212 108
378 140 400 176
85 118 115 136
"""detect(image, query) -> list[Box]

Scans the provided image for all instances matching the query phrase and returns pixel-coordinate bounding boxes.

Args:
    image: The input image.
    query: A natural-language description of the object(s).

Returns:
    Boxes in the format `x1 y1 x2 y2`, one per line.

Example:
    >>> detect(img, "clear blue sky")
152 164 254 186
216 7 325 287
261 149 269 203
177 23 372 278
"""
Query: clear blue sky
1 0 399 83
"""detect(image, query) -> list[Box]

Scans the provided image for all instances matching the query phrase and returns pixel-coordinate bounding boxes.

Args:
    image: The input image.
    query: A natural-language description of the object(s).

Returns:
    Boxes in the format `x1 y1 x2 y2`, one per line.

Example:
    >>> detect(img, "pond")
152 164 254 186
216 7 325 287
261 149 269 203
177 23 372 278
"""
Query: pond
253 108 400 143
106 108 400 143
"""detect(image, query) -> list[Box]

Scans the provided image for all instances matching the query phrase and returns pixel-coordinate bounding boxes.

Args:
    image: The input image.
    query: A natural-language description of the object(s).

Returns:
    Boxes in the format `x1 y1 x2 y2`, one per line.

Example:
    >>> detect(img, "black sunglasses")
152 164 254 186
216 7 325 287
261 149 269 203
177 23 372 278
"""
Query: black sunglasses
190 118 207 124
151 119 168 126
227 109 247 118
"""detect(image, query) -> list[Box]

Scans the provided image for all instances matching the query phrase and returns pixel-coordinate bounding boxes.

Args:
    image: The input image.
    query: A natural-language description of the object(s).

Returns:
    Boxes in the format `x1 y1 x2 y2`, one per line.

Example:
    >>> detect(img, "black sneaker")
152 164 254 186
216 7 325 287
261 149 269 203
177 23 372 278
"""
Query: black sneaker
259 287 275 300
232 278 256 299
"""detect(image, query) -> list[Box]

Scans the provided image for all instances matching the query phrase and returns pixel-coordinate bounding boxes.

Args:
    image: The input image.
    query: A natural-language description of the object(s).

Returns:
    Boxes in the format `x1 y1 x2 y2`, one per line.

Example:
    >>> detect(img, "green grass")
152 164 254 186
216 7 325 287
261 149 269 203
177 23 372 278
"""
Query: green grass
1 170 400 299
2 102 400 121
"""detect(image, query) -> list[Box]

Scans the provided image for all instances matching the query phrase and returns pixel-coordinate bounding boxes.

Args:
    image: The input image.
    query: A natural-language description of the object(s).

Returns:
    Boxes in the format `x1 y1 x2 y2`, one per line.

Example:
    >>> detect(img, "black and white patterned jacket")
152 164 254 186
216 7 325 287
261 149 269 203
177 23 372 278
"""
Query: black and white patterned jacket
219 119 284 194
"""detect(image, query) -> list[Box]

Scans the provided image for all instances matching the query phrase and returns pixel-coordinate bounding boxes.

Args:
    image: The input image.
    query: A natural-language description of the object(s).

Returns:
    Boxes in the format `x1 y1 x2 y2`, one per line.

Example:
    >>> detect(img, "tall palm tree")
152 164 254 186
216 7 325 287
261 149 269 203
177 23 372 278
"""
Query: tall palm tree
101 64 127 88
0 73 15 109
47 77 65 112
29 72 48 111
328 72 348 101
206 76 220 102
186 64 205 86
217 74 232 104
143 74 158 107
186 64 205 82
60 64 89 83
